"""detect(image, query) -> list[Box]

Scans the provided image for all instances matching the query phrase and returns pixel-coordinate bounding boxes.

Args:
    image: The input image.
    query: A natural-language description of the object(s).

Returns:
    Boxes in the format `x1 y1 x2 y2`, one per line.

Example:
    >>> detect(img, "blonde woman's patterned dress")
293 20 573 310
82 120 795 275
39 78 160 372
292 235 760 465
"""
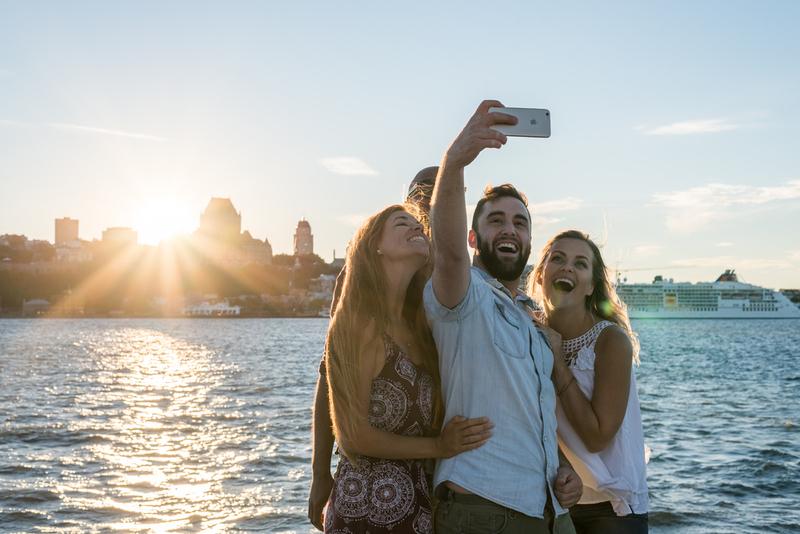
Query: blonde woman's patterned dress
324 336 436 534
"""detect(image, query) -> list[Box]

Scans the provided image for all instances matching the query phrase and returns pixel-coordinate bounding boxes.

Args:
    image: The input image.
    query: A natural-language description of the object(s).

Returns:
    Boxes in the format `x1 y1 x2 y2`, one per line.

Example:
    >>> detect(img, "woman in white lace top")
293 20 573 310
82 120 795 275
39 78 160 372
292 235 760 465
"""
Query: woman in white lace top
528 230 649 534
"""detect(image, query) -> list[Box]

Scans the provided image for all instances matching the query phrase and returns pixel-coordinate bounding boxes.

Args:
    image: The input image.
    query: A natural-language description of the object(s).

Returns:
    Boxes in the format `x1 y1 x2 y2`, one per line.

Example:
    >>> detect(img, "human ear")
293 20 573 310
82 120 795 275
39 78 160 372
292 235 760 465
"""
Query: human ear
467 229 477 250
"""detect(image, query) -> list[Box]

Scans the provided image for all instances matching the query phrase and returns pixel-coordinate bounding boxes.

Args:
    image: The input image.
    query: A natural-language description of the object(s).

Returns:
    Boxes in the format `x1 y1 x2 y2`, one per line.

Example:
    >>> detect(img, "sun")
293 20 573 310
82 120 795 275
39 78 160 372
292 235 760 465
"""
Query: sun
133 197 197 246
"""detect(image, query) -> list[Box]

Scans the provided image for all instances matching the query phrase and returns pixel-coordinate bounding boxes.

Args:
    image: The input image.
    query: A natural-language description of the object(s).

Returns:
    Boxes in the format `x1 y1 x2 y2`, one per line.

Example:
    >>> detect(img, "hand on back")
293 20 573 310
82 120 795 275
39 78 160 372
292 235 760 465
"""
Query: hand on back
436 416 494 458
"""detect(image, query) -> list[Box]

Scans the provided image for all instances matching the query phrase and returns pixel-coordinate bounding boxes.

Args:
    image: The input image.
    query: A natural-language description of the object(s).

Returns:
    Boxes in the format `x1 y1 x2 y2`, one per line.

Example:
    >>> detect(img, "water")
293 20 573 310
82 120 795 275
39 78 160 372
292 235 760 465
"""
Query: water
0 319 798 533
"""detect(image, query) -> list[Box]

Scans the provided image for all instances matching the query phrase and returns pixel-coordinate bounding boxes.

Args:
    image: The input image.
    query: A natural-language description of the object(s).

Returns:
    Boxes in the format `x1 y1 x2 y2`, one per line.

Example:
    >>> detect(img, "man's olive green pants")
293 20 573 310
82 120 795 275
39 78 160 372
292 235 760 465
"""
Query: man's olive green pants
435 490 577 534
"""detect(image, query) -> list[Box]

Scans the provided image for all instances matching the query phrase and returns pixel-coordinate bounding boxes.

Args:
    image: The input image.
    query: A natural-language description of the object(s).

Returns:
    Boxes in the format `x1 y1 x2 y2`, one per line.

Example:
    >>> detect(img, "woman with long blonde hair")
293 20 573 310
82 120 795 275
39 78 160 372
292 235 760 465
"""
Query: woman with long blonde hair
323 204 492 533
529 230 649 534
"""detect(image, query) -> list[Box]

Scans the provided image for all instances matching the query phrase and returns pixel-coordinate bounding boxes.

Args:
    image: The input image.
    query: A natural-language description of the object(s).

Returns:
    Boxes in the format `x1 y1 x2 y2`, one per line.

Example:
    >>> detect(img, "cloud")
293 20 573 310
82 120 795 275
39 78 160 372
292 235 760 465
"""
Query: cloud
524 197 583 228
530 197 583 214
716 242 734 248
641 118 740 135
532 215 564 227
651 180 800 232
1 119 168 142
0 119 29 127
48 122 168 142
790 250 800 262
321 157 378 176
654 181 800 208
337 213 368 227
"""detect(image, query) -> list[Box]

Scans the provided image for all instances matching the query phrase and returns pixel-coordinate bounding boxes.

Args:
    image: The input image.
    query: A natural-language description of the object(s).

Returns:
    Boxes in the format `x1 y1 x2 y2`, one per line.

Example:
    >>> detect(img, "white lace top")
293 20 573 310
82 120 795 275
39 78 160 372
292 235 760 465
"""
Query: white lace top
556 320 649 516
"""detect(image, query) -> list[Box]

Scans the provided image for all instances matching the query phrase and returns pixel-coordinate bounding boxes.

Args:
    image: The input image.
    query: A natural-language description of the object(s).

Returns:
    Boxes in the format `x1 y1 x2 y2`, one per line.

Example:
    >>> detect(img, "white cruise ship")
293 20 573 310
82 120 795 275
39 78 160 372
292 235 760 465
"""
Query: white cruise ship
616 270 800 319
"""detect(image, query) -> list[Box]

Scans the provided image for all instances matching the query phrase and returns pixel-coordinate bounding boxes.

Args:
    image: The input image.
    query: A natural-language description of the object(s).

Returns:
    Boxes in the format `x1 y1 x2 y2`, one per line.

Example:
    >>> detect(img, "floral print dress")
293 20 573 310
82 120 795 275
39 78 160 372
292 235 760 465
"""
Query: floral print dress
325 336 436 534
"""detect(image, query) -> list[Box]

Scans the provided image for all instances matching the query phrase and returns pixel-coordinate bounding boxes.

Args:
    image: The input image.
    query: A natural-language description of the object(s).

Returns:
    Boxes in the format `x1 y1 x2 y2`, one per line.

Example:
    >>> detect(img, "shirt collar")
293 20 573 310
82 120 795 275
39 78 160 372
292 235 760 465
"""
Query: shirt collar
472 266 539 310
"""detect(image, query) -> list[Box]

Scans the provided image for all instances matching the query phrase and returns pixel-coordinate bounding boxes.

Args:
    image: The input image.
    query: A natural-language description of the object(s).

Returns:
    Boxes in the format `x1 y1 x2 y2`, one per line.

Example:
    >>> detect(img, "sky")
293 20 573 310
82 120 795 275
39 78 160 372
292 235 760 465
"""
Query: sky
1 1 799 288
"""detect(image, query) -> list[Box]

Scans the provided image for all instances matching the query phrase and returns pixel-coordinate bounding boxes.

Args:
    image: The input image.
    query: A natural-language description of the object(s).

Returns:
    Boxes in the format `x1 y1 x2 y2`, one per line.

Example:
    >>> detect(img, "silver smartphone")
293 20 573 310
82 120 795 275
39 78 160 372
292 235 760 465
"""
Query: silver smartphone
489 107 551 138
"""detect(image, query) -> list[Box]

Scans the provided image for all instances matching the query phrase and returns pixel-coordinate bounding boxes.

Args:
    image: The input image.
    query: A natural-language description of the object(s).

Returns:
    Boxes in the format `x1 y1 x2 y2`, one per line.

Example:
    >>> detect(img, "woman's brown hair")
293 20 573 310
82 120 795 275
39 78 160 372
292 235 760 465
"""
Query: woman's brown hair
325 204 443 459
529 229 640 362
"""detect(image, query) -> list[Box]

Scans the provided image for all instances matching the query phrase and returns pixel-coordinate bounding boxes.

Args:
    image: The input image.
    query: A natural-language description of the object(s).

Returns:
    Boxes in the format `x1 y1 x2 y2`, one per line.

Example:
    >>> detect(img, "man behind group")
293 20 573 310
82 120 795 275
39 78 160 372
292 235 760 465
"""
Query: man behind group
425 100 580 533
307 166 439 531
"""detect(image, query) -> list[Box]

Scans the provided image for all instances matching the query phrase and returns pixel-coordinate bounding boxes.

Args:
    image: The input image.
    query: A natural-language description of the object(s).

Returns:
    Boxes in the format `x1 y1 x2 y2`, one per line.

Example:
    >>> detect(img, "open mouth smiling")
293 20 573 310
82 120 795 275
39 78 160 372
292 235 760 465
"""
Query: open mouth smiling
553 278 575 292
495 240 519 254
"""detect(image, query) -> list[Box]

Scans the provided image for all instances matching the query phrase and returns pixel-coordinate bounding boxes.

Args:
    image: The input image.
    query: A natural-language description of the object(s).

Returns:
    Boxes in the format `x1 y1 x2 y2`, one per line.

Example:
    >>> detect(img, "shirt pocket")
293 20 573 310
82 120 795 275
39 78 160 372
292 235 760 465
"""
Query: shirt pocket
492 302 525 359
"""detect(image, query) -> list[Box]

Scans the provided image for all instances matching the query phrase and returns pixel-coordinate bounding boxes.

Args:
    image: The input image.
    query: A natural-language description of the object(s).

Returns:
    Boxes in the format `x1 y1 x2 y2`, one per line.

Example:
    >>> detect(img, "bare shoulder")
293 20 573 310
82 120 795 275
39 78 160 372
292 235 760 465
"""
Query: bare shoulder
595 324 633 364
357 319 387 379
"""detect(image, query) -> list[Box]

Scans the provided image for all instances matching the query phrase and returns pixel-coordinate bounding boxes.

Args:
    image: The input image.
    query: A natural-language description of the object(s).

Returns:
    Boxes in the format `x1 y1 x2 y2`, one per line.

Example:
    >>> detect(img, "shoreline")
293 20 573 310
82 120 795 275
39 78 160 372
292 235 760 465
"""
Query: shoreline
0 313 329 320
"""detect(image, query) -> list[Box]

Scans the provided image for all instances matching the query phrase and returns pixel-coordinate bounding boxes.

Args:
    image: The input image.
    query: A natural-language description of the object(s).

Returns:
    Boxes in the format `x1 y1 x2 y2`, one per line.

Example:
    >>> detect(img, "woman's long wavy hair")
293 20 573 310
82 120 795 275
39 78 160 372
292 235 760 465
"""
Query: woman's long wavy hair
325 204 443 459
529 230 640 363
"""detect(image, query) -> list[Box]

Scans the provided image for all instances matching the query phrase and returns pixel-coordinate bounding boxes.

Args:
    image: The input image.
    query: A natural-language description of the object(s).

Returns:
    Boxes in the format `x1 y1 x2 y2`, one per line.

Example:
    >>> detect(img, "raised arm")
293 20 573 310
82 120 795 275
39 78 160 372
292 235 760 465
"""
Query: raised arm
431 100 516 308
551 326 634 453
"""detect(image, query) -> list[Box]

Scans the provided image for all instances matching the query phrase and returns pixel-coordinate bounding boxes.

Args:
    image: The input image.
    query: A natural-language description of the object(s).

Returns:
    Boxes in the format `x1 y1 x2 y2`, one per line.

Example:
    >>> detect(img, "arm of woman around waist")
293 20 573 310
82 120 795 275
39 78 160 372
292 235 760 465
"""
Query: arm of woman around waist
332 343 493 460
308 367 335 530
553 325 633 453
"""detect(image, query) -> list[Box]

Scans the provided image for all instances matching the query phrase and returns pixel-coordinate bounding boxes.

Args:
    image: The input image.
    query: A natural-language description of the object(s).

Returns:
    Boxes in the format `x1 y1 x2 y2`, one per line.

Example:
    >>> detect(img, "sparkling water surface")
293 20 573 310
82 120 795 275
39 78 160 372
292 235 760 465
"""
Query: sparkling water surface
0 318 798 533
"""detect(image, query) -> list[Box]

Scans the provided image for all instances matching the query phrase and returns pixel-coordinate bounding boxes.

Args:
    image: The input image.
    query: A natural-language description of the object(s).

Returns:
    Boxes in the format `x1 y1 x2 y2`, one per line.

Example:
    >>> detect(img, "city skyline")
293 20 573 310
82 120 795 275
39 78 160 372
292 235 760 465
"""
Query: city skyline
12 196 311 256
2 2 799 288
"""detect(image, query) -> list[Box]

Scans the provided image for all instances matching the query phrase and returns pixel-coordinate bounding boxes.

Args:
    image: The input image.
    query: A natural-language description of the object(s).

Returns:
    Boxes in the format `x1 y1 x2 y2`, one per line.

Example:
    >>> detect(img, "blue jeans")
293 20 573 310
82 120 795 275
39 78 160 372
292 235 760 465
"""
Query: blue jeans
570 501 648 534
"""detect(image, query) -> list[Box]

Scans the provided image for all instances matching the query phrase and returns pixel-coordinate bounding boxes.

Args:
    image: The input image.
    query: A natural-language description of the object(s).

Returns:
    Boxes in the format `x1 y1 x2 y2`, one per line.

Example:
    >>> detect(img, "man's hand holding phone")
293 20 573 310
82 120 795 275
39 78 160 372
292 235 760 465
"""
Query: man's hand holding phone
443 100 518 170
489 107 551 138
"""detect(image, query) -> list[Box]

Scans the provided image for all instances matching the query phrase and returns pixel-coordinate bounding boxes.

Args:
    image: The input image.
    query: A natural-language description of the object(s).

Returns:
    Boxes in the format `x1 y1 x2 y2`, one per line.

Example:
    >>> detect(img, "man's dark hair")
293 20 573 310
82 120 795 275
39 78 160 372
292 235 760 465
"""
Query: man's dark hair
471 183 530 233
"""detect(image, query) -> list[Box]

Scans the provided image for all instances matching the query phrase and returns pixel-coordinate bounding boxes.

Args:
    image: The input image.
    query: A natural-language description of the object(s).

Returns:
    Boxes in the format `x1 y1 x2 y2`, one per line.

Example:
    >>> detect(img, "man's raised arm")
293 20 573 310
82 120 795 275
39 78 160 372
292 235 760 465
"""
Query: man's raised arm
431 100 516 308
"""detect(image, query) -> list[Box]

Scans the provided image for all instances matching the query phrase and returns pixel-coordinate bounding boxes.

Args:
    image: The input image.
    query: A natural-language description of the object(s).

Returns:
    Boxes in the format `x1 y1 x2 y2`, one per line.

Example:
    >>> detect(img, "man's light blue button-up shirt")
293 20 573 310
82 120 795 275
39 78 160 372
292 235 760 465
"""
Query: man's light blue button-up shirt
424 267 566 518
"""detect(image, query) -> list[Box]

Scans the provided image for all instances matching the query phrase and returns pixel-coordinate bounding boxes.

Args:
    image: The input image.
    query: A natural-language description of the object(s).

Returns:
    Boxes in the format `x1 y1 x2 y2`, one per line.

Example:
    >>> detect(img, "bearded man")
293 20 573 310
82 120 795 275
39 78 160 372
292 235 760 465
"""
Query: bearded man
425 100 581 534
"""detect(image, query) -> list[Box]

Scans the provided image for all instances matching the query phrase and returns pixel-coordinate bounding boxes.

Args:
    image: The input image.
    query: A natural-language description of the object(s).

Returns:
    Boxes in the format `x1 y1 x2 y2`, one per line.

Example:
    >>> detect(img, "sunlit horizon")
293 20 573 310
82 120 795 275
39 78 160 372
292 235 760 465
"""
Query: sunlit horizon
1 2 799 289
132 197 198 246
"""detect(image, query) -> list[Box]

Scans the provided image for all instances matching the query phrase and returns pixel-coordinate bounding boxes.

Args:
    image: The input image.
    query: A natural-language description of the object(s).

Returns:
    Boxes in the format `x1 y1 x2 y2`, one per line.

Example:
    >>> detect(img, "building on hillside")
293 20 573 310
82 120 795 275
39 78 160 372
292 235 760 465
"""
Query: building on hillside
193 198 272 266
330 249 345 271
55 217 79 245
294 219 314 256
22 299 51 316
240 231 273 265
0 234 27 249
198 197 241 242
309 273 337 300
183 300 241 316
56 240 93 263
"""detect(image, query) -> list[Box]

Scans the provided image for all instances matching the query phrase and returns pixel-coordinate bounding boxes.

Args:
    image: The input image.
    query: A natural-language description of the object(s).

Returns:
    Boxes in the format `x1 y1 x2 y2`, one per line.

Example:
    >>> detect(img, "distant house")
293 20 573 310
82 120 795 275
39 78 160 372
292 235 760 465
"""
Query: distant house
309 274 337 300
56 240 93 263
22 299 51 316
183 300 241 316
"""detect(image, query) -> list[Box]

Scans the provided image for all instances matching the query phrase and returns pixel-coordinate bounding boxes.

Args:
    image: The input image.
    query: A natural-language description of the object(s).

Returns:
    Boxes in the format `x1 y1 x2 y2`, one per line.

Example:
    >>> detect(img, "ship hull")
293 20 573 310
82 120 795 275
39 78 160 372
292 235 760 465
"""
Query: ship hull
617 271 800 319
629 309 800 319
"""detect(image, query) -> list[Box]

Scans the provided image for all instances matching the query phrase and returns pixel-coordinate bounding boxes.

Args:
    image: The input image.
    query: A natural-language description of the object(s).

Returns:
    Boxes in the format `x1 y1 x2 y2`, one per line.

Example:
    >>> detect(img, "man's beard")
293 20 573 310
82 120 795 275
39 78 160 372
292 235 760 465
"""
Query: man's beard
476 233 531 282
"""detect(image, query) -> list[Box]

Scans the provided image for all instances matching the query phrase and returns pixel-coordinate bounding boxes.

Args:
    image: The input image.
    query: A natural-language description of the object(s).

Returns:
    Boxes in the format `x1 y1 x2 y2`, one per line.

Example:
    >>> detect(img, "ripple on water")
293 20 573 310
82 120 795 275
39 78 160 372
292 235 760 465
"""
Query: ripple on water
0 317 798 532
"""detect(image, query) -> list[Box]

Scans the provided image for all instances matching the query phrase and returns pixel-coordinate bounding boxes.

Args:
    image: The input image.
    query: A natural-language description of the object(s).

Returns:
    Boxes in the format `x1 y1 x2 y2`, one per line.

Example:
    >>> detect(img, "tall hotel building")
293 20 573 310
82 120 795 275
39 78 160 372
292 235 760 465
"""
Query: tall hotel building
198 198 242 242
55 217 79 245
293 219 314 256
